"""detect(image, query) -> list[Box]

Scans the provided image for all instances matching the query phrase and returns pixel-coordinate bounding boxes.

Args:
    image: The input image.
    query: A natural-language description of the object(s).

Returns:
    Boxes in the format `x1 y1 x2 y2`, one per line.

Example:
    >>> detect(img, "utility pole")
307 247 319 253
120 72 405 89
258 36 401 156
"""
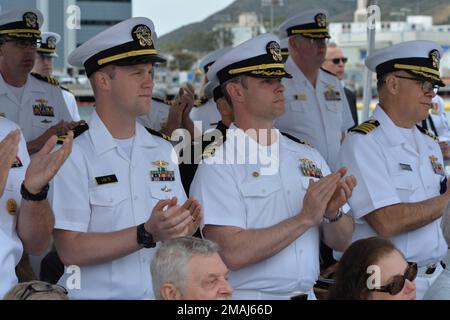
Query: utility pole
261 0 284 32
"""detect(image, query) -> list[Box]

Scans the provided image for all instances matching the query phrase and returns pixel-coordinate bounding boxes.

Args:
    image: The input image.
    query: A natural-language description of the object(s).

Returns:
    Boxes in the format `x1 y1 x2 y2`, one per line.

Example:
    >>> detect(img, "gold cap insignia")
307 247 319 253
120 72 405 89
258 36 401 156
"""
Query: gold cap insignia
23 12 38 28
266 41 283 62
6 199 17 215
429 49 440 69
47 36 57 49
132 24 153 47
315 13 327 28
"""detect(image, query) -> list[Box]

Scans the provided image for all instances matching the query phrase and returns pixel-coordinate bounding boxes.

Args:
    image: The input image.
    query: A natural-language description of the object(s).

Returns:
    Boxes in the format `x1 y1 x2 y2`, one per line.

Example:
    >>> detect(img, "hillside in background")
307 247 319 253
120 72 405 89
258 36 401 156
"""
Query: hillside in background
158 0 450 52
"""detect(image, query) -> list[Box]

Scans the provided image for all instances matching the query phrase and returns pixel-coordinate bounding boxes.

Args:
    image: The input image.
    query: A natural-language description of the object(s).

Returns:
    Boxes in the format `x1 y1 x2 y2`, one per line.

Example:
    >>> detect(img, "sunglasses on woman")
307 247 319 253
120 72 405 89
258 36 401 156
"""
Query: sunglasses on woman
368 262 417 295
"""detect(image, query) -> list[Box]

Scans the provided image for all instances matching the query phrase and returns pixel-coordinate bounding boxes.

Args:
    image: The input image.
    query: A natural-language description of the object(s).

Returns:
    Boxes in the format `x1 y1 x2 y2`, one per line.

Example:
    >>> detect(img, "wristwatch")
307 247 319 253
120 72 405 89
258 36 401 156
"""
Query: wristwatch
20 182 49 201
136 223 156 248
323 208 344 224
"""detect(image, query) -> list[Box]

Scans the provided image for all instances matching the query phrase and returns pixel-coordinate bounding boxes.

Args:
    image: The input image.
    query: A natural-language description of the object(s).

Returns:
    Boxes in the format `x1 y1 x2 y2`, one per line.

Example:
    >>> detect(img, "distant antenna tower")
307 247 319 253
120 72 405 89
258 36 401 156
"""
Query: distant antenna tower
261 0 284 32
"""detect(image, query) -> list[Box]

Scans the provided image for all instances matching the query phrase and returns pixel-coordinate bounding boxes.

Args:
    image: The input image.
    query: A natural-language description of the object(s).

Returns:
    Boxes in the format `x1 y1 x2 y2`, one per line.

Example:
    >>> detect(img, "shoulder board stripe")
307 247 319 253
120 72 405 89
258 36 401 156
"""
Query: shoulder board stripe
202 138 224 159
60 86 72 93
31 72 60 86
416 125 439 141
145 127 171 141
194 96 209 107
57 122 89 144
320 67 337 77
281 131 310 146
349 119 380 135
152 97 166 103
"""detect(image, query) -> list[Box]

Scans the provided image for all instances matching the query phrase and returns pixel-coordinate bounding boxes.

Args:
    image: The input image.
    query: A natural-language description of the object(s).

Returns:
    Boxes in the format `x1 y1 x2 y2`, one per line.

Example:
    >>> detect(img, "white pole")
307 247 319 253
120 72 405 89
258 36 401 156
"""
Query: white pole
270 1 274 32
362 0 378 121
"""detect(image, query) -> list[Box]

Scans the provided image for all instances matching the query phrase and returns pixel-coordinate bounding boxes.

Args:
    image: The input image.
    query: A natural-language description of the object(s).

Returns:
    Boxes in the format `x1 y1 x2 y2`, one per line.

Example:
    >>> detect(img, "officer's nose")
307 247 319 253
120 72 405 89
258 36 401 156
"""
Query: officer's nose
276 81 285 94
218 278 233 298
143 74 154 90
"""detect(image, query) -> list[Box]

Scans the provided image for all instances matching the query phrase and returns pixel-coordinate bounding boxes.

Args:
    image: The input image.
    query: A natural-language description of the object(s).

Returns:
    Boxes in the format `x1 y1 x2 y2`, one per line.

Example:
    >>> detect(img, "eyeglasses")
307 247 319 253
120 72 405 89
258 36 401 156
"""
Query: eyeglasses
368 262 417 295
2 38 41 49
303 37 329 45
328 57 348 65
394 75 439 94
18 281 68 300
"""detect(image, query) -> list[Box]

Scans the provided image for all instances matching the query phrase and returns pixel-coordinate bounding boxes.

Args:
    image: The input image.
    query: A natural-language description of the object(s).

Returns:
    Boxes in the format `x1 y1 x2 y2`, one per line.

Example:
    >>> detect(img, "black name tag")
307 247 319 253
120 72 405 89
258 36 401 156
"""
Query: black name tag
399 163 413 171
95 174 118 185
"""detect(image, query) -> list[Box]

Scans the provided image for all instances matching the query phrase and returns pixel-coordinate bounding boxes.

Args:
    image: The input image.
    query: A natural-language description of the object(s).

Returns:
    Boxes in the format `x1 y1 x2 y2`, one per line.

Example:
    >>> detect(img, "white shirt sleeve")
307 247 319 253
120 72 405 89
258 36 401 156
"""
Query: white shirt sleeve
62 90 81 121
51 144 92 232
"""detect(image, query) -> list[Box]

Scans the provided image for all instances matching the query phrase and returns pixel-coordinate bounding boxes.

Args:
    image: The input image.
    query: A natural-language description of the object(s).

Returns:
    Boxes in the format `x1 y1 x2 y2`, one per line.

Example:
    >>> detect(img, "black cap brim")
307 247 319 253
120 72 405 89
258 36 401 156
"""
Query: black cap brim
111 54 166 66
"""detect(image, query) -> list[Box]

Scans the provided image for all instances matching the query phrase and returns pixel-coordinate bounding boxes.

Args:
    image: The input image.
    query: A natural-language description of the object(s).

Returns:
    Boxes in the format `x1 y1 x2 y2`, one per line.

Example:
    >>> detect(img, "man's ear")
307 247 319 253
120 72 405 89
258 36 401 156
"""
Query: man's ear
288 36 299 51
225 82 245 104
94 71 111 91
385 74 399 95
160 283 183 300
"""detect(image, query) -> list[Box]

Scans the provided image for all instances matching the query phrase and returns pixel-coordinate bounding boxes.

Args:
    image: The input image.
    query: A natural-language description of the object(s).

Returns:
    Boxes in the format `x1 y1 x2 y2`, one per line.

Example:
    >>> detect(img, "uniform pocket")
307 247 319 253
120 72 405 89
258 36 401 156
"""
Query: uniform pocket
325 100 339 113
288 100 307 113
239 178 281 198
149 182 176 200
300 176 320 190
31 117 55 131
239 178 282 228
89 187 128 207
393 174 419 201
88 187 128 231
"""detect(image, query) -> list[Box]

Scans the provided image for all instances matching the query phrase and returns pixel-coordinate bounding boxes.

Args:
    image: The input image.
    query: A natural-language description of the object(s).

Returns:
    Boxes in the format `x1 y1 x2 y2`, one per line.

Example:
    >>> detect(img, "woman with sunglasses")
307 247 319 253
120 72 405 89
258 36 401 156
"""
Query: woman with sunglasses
328 237 416 300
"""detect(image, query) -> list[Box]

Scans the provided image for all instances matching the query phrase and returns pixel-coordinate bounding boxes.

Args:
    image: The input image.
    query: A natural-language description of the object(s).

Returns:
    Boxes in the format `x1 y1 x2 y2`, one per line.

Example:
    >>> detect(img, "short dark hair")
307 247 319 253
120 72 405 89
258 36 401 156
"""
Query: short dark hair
89 64 117 94
376 73 389 91
327 237 398 300
221 75 248 108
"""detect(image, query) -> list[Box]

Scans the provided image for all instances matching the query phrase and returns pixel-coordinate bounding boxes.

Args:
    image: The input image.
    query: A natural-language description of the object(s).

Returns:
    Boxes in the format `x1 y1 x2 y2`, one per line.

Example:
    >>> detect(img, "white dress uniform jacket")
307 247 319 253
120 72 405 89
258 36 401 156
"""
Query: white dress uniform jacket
275 57 354 170
61 89 80 121
428 95 450 141
338 106 447 267
51 111 186 299
189 99 221 133
0 73 73 142
138 99 170 132
190 124 331 298
0 118 30 298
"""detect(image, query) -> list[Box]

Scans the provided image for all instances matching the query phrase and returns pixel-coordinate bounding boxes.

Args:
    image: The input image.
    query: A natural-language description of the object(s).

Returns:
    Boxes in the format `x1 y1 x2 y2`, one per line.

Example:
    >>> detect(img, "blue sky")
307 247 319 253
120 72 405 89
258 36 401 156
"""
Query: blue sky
132 0 236 36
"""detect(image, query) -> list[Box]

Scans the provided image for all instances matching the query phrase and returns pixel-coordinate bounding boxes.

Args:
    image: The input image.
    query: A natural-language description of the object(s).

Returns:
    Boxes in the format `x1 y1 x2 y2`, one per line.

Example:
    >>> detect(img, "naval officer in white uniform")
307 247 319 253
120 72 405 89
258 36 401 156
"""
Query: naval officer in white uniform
0 8 76 154
0 116 73 298
274 9 354 170
190 33 356 300
338 40 449 299
51 17 202 299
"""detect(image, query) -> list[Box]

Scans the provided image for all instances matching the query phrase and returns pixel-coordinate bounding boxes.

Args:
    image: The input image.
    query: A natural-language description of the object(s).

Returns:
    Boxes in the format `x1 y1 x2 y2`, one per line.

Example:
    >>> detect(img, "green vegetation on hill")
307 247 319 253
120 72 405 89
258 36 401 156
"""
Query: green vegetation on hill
158 0 450 53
